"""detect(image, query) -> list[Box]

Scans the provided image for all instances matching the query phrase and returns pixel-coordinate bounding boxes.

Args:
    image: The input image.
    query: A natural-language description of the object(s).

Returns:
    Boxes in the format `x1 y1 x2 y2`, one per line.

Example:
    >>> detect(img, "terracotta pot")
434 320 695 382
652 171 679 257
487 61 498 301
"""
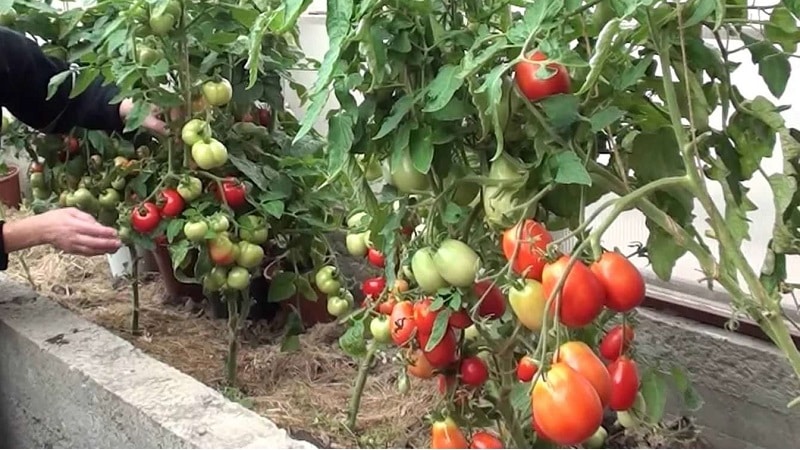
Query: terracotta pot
150 243 204 303
0 164 21 209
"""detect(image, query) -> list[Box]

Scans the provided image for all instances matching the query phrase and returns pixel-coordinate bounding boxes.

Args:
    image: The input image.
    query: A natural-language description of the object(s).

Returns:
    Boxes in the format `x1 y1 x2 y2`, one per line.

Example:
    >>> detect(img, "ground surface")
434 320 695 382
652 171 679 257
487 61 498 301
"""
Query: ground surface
3 207 711 449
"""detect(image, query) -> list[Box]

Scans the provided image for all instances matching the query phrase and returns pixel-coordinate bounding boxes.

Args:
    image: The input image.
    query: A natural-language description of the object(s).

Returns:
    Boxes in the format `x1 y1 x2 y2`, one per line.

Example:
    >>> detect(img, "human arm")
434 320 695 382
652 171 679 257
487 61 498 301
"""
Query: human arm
0 26 167 135
0 208 121 270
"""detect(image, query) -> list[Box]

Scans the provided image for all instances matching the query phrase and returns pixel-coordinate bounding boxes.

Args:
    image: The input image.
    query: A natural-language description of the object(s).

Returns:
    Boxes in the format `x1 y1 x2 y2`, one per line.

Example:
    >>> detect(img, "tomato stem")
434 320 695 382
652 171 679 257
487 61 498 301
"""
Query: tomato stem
225 289 240 386
130 245 140 336
346 341 377 430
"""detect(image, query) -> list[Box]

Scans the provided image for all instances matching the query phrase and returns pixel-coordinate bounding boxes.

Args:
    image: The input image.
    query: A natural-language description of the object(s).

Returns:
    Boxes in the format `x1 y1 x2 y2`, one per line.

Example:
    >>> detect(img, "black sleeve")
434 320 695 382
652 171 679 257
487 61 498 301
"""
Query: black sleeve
0 26 125 134
0 221 8 271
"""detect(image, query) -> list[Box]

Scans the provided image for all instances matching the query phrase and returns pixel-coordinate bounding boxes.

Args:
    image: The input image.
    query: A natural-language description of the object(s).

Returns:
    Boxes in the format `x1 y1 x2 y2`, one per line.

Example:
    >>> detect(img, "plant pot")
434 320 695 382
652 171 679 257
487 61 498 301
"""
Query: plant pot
0 164 21 209
263 256 335 328
151 243 205 304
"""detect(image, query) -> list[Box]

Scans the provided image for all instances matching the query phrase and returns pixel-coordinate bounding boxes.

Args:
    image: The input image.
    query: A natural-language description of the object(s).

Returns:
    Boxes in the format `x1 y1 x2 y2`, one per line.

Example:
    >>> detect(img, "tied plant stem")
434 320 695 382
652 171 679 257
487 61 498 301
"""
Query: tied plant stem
346 341 378 430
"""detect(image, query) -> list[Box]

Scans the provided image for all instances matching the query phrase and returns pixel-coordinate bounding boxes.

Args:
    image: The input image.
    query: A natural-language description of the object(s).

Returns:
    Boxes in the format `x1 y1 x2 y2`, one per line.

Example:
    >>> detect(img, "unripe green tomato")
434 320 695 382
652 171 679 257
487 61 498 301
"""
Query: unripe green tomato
148 13 175 36
397 371 410 395
347 211 368 229
227 266 251 290
463 324 480 342
584 426 607 448
183 220 209 242
235 241 265 269
345 233 368 257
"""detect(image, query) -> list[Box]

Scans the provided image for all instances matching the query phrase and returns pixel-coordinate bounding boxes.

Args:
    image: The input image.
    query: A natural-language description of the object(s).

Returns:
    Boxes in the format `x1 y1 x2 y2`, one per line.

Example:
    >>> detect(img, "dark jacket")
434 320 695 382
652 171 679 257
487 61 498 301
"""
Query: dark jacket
0 26 124 133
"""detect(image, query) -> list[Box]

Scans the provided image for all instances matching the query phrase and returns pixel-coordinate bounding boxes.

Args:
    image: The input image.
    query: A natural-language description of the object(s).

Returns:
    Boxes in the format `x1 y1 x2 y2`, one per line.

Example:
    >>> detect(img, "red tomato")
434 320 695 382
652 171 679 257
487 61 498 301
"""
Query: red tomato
367 247 385 268
607 356 640 411
590 251 646 312
470 431 503 449
29 162 44 174
553 341 612 407
157 188 185 218
449 309 473 329
214 178 247 208
257 107 272 127
532 363 603 446
502 220 553 281
361 276 386 298
460 356 489 387
130 202 161 234
431 417 469 449
541 255 605 328
516 355 539 382
390 301 417 346
473 279 506 319
599 324 635 361
514 51 571 102
413 297 438 337
419 328 458 368
65 135 79 153
532 415 553 443
377 296 396 315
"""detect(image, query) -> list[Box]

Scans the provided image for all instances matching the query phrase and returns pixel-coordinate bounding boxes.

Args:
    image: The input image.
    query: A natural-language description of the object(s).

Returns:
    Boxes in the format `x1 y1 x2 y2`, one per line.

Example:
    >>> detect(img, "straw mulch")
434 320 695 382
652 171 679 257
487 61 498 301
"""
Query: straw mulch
2 207 438 449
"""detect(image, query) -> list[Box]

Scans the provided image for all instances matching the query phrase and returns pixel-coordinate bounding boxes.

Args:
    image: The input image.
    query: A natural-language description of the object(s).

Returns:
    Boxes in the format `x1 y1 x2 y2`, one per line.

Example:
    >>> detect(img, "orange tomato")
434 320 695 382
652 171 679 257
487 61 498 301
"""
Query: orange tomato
502 219 553 281
431 416 470 449
390 301 417 346
406 349 435 379
532 362 603 446
590 251 645 312
553 341 612 406
541 255 605 328
393 278 410 294
378 295 397 315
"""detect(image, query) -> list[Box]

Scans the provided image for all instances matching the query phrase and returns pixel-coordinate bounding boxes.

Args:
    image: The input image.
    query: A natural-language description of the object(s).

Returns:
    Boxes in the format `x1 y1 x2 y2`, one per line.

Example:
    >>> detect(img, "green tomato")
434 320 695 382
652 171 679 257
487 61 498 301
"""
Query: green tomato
315 265 341 295
370 315 392 344
239 215 269 244
119 226 133 245
163 0 182 17
583 426 607 449
359 155 383 181
209 214 230 232
0 8 17 26
183 220 209 242
397 370 410 395
136 46 163 65
463 324 480 342
98 188 121 208
148 13 175 36
433 239 480 288
32 187 50 200
483 153 526 227
177 175 203 201
181 119 208 147
345 233 368 257
616 411 637 429
191 138 228 170
452 179 480 207
235 241 265 269
64 191 78 207
346 211 369 229
227 266 251 291
389 152 430 193
111 176 127 190
29 172 45 190
204 266 229 291
73 187 95 210
411 247 449 294
97 208 119 227
202 79 233 106
327 295 350 317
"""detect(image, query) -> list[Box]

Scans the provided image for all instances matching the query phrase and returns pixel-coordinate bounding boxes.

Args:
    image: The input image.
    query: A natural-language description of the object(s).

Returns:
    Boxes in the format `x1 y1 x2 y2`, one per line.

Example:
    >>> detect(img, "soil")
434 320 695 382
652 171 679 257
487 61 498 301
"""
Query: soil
2 207 712 449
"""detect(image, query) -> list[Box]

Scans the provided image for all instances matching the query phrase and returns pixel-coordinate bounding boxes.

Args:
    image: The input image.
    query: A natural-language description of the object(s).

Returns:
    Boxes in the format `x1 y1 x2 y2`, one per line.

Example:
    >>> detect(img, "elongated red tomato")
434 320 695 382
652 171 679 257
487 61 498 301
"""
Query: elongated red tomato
431 417 469 449
590 251 645 312
532 363 603 446
473 279 506 318
419 328 458 368
599 324 635 361
608 356 640 411
553 341 611 406
470 431 503 449
542 255 605 328
502 220 553 281
390 301 417 346
516 356 539 382
449 309 473 329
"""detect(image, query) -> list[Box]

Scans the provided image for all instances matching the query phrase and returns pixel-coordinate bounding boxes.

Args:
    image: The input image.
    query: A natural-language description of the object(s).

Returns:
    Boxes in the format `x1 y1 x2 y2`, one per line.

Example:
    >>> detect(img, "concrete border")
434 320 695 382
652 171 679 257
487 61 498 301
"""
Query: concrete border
0 277 315 449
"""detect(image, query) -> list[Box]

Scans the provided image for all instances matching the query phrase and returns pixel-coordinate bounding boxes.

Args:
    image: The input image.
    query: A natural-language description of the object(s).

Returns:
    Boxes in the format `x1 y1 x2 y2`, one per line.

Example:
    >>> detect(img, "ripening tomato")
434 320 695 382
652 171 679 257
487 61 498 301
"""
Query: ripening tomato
502 220 553 280
542 255 605 328
406 349 435 379
470 431 503 449
553 341 611 406
419 328 458 368
130 202 160 234
590 251 646 312
607 356 640 411
431 417 470 449
449 309 473 329
367 247 386 268
514 51 571 102
532 363 603 446
460 356 489 387
473 279 506 319
414 297 439 337
377 295 397 315
390 301 417 346
599 324 635 361
516 355 539 382
361 276 386 298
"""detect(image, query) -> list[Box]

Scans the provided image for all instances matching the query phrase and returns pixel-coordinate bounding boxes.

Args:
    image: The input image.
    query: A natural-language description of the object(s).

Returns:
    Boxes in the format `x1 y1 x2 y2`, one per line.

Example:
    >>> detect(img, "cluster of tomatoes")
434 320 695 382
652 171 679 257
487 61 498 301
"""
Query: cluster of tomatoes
497 219 647 446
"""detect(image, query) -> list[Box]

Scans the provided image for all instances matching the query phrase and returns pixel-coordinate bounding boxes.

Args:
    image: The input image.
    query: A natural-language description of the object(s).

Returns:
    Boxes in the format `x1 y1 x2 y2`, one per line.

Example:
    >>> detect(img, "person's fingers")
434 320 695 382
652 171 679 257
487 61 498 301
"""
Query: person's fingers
71 234 121 255
68 216 119 239
142 115 168 136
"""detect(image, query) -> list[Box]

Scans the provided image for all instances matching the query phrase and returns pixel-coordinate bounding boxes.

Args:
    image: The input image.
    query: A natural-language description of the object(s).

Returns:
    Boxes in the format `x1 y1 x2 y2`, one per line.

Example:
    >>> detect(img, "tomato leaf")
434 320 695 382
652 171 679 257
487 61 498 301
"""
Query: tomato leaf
374 95 416 140
46 70 72 101
423 65 464 113
70 67 99 99
510 381 532 420
168 240 191 277
281 334 301 352
547 151 591 186
166 218 185 242
442 202 467 224
295 276 318 303
505 0 564 45
261 200 285 219
409 126 434 174
268 272 297 303
424 308 451 352
683 0 716 28
228 154 270 192
646 223 686 281
589 106 625 132
339 319 367 358
327 112 355 176
640 369 668 424
728 98 782 179
540 94 580 130
669 365 704 411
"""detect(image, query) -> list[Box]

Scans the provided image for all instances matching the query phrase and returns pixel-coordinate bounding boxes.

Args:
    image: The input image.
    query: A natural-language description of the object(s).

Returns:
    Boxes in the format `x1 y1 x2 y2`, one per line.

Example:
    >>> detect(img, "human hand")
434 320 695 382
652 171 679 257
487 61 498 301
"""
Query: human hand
118 98 176 136
39 208 122 256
